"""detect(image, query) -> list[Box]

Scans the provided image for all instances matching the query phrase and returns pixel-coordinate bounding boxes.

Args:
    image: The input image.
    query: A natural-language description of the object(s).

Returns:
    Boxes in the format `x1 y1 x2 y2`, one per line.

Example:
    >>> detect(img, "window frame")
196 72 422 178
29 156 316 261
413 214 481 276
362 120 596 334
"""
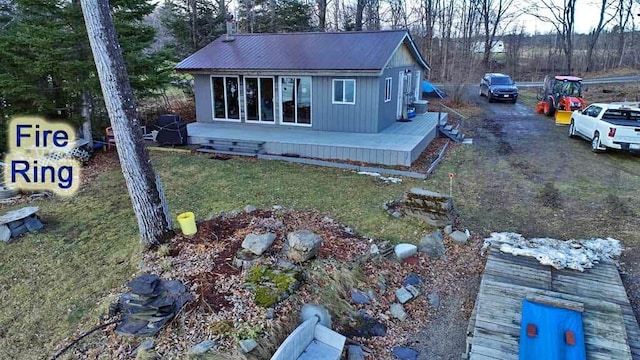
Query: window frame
210 75 241 122
332 79 356 105
279 76 313 127
243 76 275 124
384 77 392 102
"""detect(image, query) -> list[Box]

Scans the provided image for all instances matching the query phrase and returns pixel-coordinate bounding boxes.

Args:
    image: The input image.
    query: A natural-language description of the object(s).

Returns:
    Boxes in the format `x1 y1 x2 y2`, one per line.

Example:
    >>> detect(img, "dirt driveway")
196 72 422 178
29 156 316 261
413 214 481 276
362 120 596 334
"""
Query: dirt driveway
419 88 640 359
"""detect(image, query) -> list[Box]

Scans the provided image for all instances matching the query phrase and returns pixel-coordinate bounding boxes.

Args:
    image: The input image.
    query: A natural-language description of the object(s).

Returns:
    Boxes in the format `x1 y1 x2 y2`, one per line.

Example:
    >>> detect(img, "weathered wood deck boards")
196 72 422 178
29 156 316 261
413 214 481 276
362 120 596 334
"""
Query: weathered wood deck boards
187 112 443 166
468 248 640 360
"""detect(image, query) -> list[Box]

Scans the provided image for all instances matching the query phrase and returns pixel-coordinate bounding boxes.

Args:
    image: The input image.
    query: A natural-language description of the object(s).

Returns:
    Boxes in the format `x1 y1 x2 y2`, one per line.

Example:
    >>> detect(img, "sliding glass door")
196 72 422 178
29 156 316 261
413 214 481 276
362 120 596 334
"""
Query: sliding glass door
211 76 240 121
280 77 312 126
244 77 275 123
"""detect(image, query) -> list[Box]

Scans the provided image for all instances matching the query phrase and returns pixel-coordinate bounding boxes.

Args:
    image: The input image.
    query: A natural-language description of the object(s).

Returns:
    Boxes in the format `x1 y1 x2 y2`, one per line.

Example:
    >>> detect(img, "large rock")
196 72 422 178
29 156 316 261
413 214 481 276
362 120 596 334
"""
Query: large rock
344 311 387 338
351 290 371 305
450 230 469 245
301 304 332 328
393 346 419 360
242 232 276 256
285 230 322 263
402 189 453 227
418 230 445 258
394 244 418 260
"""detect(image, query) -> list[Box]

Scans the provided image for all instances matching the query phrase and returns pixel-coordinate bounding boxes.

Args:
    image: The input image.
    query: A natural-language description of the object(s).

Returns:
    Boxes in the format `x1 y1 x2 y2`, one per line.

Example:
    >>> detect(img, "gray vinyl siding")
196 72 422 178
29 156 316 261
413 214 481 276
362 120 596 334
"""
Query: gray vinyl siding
194 74 213 122
378 68 399 131
378 64 423 131
312 76 380 133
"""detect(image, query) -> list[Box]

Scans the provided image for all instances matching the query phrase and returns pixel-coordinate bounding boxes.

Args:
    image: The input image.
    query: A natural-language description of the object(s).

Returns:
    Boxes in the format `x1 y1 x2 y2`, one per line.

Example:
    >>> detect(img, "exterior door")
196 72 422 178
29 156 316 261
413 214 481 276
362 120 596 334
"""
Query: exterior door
397 71 404 119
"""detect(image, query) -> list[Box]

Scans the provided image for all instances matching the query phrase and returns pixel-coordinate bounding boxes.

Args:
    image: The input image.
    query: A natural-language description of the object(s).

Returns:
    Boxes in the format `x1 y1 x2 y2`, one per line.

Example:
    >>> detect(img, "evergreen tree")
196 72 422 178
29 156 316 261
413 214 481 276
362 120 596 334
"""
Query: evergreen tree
236 0 313 33
160 0 226 60
0 0 173 152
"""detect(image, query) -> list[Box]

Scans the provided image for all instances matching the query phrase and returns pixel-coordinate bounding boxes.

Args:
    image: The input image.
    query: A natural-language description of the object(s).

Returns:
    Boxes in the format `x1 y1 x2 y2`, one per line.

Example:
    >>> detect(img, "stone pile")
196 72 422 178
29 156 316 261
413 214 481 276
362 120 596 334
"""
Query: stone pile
402 188 454 227
0 206 43 243
115 274 191 337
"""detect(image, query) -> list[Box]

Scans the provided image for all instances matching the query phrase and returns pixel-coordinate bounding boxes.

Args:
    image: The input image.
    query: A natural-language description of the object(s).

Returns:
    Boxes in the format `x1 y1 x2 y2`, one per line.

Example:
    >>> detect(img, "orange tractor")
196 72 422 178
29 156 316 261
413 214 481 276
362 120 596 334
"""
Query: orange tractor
536 75 588 125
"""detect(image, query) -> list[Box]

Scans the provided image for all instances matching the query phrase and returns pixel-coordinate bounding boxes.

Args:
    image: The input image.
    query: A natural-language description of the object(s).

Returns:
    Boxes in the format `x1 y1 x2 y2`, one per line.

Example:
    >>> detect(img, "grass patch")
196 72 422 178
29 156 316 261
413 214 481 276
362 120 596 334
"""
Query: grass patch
0 151 435 358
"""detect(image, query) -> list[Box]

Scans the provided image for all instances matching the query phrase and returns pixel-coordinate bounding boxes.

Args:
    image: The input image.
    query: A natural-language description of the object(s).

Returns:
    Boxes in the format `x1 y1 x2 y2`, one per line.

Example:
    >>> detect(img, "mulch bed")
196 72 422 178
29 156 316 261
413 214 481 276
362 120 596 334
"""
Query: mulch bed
60 208 486 359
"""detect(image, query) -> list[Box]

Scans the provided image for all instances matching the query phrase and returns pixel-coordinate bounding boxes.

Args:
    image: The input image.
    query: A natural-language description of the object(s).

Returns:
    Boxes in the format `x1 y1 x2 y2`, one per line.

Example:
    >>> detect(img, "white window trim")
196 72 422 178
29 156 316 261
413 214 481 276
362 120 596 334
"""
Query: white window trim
279 76 313 127
243 76 275 124
384 77 392 102
332 79 356 105
210 75 241 122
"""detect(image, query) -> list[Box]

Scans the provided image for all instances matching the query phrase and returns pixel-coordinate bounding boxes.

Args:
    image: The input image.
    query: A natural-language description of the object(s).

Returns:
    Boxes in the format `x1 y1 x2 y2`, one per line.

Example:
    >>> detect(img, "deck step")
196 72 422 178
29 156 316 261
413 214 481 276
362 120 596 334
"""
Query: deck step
203 144 262 153
439 125 465 143
196 148 260 157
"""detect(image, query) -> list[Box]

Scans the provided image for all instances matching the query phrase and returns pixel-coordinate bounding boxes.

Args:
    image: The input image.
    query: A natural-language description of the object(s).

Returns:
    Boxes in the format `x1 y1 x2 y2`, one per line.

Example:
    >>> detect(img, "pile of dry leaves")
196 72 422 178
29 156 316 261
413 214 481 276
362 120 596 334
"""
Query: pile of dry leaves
61 208 485 359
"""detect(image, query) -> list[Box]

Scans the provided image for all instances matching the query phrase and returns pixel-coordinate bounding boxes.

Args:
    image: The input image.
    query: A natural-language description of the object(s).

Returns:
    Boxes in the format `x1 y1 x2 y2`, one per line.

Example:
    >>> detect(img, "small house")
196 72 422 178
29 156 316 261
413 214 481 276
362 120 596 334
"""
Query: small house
175 29 445 166
472 40 505 54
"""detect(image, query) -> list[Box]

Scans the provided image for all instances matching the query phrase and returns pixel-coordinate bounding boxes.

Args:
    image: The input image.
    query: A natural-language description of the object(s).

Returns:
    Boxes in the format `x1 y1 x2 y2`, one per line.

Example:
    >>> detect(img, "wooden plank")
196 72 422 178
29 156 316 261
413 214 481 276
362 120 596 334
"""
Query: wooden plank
552 266 623 286
472 334 519 357
525 294 584 312
470 344 517 360
483 272 549 291
469 352 504 360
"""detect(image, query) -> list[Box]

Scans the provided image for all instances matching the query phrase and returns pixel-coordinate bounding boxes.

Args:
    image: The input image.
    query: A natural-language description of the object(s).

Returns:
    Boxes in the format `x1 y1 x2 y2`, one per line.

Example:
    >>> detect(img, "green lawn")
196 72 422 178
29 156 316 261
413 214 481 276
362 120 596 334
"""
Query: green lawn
0 152 446 359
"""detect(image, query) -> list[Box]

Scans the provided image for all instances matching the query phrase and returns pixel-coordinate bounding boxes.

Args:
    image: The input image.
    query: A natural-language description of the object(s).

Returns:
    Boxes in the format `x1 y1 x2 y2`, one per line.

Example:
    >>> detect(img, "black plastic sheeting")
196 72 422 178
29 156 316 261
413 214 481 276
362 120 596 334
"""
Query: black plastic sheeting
115 274 191 337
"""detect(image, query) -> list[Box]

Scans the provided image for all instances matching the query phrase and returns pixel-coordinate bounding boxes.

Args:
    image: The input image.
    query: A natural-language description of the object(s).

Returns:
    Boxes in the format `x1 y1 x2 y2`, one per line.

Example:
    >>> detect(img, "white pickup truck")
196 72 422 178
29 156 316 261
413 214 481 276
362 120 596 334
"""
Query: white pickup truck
568 103 640 152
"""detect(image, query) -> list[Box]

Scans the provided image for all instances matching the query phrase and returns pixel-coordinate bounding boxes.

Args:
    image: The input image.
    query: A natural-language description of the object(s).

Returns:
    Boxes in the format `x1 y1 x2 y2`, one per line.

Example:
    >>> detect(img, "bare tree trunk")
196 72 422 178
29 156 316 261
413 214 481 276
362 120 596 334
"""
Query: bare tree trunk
355 0 366 30
269 0 276 31
81 91 93 149
80 0 172 247
334 0 340 30
584 0 612 72
190 0 197 49
615 0 632 67
317 0 327 30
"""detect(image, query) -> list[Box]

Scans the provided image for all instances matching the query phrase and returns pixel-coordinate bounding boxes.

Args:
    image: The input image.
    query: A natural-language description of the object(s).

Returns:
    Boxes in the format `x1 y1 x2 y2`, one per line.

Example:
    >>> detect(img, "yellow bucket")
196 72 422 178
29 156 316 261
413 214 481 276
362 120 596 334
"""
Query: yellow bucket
176 212 197 236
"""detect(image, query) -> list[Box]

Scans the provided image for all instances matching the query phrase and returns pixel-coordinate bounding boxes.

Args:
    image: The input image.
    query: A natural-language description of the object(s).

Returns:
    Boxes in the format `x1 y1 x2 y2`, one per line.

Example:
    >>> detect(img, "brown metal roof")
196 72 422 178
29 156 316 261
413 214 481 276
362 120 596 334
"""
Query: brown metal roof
175 30 429 73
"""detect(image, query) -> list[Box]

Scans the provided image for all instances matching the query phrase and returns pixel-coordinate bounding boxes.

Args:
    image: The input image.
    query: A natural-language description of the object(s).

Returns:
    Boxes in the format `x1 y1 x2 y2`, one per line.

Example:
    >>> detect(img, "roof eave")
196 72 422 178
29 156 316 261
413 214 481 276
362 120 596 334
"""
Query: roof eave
175 69 382 76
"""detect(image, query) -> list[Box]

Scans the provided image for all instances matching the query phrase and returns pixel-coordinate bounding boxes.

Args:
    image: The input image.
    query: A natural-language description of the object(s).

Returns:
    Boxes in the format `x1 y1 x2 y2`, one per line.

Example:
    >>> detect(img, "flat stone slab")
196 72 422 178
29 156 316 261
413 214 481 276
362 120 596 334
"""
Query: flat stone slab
395 287 414 304
0 206 39 225
239 339 258 353
242 232 276 255
390 303 407 321
394 243 417 260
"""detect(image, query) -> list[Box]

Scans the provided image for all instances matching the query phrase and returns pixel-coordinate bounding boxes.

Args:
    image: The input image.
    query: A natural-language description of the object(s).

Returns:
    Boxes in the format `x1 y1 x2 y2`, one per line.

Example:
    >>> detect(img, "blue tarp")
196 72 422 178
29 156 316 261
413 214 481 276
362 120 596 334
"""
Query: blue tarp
519 300 586 360
421 80 446 98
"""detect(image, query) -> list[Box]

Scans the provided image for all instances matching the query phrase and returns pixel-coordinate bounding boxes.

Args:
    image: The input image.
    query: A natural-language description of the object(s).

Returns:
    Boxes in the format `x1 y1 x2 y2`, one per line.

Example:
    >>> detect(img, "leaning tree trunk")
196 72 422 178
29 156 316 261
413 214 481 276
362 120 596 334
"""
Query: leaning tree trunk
80 0 172 247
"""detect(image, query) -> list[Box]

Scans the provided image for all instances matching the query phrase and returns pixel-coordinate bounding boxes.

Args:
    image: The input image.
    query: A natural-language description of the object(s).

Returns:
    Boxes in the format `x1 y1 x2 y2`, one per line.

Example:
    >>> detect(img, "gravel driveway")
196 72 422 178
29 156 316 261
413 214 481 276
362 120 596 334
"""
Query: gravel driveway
415 87 640 359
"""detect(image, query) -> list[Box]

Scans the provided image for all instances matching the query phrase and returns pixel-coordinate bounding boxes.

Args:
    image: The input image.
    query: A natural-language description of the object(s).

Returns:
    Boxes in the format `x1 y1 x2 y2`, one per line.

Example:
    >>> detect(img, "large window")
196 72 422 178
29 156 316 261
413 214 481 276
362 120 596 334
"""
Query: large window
281 77 312 126
211 76 240 121
332 79 356 104
244 77 274 123
384 77 392 102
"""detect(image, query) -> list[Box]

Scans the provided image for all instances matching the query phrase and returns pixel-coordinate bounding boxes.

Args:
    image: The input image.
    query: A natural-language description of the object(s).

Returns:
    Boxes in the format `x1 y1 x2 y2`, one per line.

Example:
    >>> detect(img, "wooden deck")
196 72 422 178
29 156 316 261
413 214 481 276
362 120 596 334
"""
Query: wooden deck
186 112 444 166
468 248 640 360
